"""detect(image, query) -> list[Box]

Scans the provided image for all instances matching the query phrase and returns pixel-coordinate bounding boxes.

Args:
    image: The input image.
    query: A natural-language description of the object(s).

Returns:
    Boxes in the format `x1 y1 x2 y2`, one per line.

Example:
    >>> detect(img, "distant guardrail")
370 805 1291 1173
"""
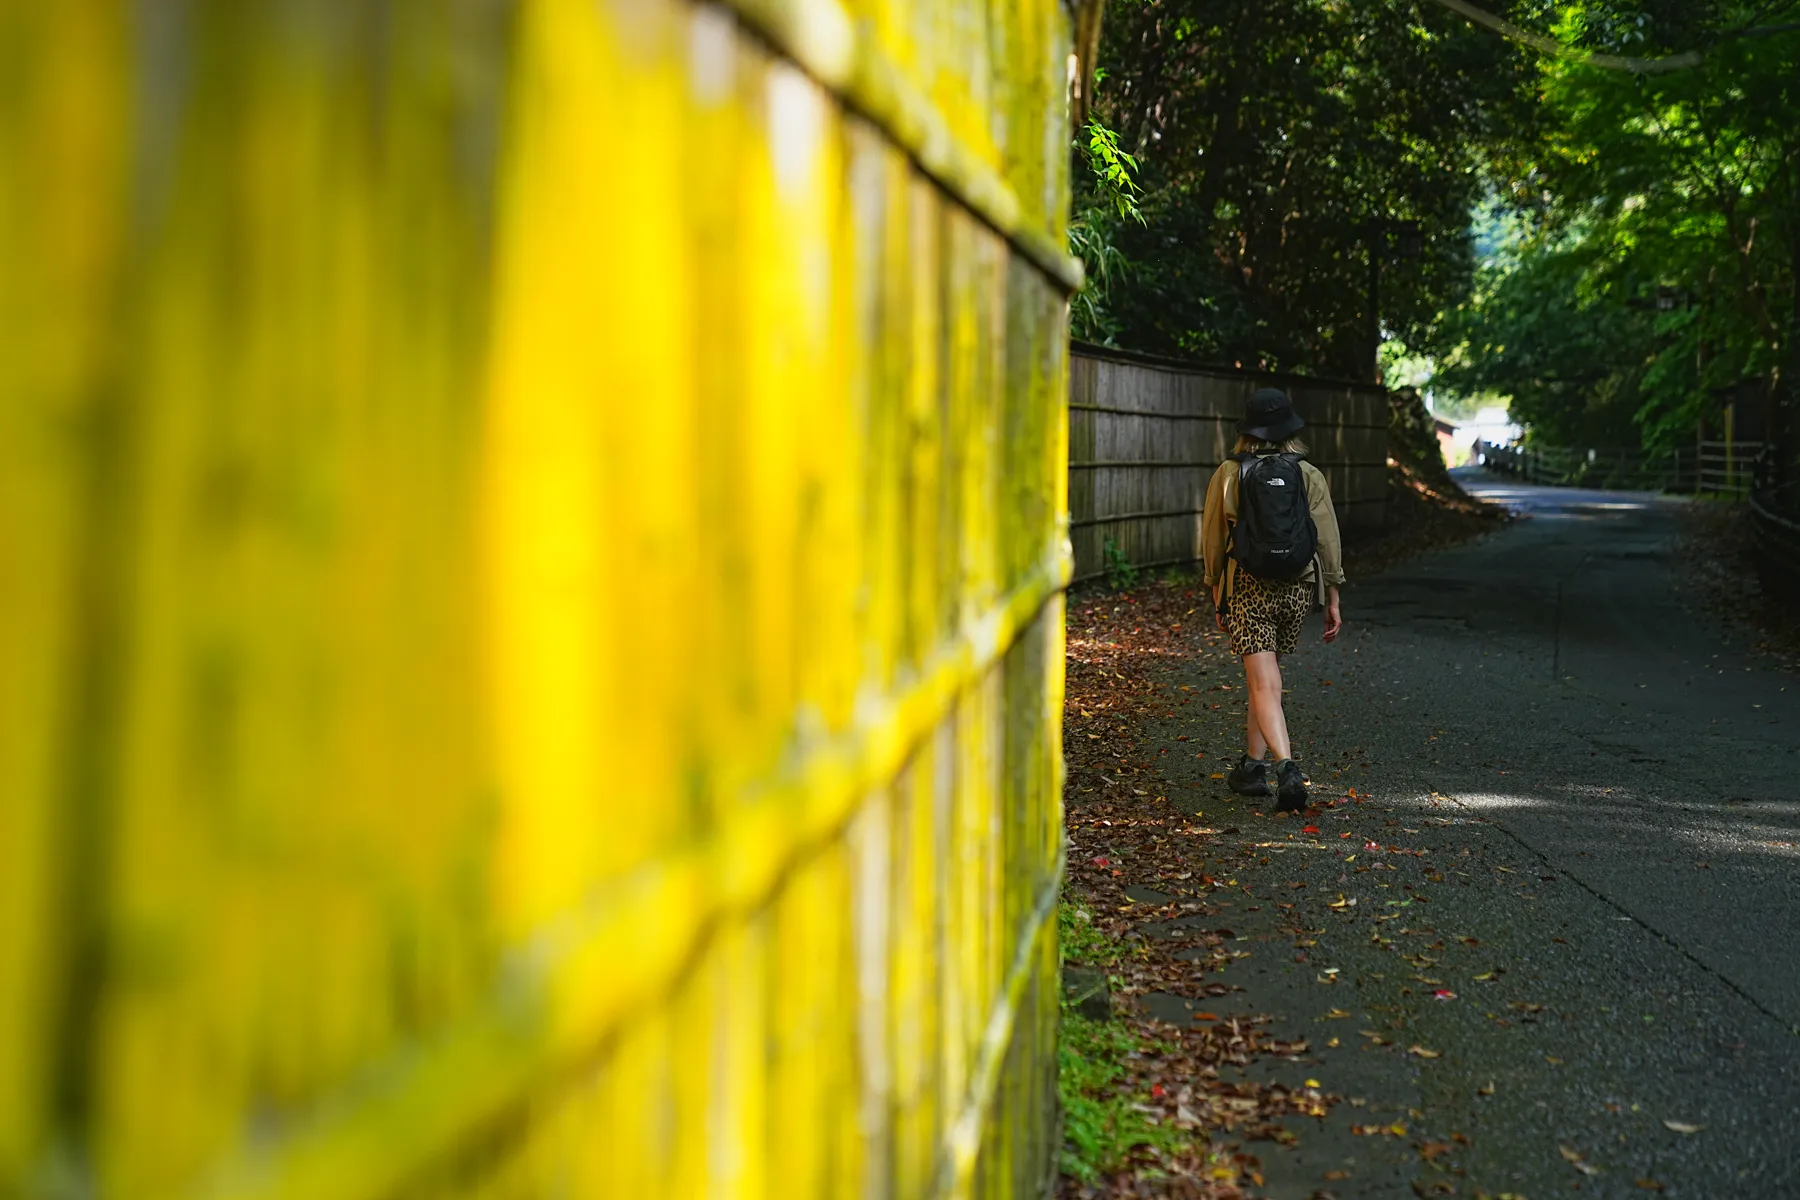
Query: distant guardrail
1475 440 1763 497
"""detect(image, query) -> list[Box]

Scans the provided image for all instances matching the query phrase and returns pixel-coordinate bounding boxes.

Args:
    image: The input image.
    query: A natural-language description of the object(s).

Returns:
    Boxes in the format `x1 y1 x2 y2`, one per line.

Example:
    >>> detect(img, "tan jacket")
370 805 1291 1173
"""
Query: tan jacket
1202 456 1346 605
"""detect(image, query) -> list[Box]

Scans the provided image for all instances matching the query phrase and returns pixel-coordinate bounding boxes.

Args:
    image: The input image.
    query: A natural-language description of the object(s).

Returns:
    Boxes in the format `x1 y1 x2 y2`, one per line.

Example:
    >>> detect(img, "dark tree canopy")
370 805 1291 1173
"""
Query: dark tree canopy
1429 3 1800 454
1075 0 1542 378
1073 0 1800 469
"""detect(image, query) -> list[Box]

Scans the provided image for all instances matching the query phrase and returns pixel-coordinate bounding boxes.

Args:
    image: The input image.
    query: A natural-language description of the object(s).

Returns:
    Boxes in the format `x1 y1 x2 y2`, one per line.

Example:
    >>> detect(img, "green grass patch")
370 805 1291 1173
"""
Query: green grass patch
1058 896 1121 971
1056 898 1183 1183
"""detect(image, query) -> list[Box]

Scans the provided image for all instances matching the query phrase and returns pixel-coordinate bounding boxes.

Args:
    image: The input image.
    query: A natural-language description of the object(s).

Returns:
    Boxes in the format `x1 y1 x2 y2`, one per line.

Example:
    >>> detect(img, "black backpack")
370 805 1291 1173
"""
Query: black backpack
1230 452 1318 581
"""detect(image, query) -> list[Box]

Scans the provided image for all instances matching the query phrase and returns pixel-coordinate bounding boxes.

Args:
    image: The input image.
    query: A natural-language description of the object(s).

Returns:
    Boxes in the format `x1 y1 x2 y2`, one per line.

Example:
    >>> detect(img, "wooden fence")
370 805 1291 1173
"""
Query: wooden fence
0 2 1075 1197
1697 440 1763 498
1068 344 1390 582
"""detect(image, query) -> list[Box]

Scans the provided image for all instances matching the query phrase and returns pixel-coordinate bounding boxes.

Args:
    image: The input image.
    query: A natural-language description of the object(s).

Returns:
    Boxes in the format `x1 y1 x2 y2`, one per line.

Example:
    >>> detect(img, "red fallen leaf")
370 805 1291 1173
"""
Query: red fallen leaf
1433 989 1458 1001
1093 857 1109 867
1302 825 1320 834
1191 1011 1220 1021
1151 1084 1166 1098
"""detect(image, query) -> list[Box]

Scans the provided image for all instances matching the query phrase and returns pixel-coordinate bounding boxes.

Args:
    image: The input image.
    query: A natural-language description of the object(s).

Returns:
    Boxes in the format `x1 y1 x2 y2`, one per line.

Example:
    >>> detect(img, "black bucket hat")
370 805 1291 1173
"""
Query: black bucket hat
1241 387 1305 442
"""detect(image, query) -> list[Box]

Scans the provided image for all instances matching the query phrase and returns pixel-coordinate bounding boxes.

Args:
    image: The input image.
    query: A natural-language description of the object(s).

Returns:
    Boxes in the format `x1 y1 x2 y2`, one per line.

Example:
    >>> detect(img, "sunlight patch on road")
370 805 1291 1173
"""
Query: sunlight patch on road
1673 824 1800 858
1444 791 1554 811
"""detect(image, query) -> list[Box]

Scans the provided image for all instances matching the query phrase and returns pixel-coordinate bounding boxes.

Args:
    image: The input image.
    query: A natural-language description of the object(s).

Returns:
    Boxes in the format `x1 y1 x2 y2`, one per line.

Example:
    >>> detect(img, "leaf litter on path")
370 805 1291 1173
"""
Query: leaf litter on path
1059 577 1355 1197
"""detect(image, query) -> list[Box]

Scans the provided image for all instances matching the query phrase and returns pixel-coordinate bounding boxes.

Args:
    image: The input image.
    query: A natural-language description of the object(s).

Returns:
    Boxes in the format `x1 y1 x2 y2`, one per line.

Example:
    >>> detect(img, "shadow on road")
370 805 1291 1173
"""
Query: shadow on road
1062 469 1800 1198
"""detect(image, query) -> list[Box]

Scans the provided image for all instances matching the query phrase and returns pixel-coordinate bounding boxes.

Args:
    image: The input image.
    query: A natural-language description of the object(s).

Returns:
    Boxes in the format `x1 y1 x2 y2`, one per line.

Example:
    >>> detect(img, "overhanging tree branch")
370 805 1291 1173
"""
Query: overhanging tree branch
1423 0 1705 73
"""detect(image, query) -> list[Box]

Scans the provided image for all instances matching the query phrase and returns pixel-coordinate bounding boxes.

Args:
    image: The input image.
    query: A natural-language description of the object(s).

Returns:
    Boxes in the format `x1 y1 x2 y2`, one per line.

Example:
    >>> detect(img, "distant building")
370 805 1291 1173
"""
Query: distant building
1434 417 1458 466
1429 403 1522 467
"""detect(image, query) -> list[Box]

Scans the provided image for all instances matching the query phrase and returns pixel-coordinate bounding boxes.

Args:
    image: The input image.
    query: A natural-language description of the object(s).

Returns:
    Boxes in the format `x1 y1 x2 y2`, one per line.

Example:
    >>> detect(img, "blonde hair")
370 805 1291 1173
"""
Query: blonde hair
1233 434 1308 456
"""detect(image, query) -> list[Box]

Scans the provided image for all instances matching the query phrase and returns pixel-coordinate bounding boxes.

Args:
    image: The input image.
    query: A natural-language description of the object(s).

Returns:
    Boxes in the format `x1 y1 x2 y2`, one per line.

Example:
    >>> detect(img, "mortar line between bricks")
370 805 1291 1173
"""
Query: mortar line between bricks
1439 789 1800 1037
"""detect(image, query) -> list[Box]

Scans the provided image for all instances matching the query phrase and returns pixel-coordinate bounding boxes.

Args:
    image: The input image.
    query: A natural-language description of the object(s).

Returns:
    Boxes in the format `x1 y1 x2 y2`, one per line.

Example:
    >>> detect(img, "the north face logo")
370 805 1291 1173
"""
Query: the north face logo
1266 477 1287 486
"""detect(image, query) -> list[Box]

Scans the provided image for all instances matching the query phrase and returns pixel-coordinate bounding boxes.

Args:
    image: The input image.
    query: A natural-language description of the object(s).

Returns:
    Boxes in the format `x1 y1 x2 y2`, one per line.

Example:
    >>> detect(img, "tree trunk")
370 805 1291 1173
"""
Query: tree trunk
1071 0 1106 133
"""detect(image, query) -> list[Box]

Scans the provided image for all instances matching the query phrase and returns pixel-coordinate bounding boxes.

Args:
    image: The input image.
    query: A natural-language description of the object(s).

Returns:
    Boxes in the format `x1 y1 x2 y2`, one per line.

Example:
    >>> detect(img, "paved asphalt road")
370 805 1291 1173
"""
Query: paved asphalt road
1134 472 1800 1198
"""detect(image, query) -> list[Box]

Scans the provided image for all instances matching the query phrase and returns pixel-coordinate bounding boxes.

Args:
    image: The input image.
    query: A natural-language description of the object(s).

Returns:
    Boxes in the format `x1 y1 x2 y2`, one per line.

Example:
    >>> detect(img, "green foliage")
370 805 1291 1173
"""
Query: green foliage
1059 1011 1181 1182
1083 121 1147 225
1059 896 1121 970
1427 3 1799 453
1101 534 1140 591
1057 900 1178 1183
1085 0 1544 376
1071 120 1148 344
1432 224 1664 444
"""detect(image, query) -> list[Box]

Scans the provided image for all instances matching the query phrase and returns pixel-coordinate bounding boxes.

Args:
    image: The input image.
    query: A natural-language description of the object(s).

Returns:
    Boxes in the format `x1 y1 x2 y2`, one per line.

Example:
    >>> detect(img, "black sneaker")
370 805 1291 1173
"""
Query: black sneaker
1226 754 1270 796
1273 759 1308 812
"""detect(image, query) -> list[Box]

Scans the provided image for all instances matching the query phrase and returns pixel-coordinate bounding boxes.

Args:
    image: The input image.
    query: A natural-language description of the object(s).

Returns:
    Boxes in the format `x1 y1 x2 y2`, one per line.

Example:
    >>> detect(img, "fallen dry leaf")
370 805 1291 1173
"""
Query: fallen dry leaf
1635 1180 1666 1192
1662 1119 1704 1135
1408 1045 1442 1059
1559 1146 1600 1176
1477 1081 1495 1096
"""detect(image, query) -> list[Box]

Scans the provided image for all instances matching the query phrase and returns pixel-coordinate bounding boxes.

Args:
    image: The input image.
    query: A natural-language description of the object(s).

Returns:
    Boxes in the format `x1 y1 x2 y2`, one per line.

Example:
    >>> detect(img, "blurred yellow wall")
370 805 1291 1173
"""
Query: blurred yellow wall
0 0 1077 1196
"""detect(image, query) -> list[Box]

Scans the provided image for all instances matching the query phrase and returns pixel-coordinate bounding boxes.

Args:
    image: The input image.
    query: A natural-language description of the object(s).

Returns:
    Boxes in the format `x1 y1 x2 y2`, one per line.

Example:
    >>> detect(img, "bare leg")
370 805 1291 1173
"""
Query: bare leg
1244 704 1268 760
1242 652 1292 762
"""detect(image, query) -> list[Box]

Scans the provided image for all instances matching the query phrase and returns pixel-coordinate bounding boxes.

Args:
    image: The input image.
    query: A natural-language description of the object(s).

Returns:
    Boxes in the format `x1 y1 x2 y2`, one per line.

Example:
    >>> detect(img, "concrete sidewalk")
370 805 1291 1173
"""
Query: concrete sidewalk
1133 473 1800 1197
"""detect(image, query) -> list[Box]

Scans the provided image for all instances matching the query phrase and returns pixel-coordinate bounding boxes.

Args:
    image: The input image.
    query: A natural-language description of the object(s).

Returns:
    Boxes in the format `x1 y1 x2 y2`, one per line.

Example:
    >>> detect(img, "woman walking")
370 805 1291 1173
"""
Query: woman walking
1202 388 1345 812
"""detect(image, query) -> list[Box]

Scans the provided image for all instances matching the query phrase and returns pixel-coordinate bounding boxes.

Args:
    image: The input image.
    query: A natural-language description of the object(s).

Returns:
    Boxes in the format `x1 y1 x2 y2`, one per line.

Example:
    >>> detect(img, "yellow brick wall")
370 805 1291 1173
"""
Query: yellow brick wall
0 1 1075 1196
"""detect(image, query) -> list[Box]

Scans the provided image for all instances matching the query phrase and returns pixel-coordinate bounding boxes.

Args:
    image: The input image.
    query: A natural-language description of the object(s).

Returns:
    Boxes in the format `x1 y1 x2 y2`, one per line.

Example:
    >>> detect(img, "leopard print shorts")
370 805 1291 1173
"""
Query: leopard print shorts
1225 571 1312 656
